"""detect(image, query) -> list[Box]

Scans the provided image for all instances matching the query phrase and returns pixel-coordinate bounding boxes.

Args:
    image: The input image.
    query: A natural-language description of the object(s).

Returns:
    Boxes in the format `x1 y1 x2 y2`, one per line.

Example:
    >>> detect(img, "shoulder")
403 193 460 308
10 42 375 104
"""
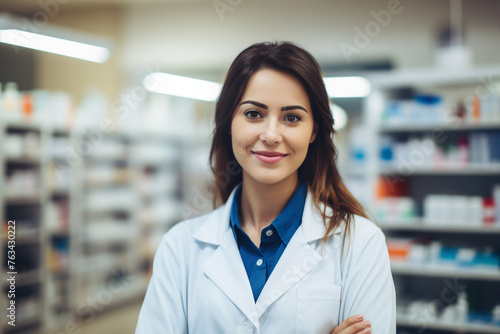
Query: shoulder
163 209 218 240
343 215 388 259
161 204 227 246
350 214 384 240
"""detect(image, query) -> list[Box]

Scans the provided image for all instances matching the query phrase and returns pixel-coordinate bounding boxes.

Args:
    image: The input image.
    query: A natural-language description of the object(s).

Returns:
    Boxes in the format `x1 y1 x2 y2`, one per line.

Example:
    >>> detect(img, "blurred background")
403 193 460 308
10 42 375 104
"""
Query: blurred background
0 0 499 333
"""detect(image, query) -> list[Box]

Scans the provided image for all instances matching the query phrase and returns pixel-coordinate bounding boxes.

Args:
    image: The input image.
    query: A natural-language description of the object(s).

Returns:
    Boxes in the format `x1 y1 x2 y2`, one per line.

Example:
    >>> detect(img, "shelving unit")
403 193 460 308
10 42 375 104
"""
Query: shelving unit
396 314 500 334
364 66 500 333
74 132 142 310
390 262 500 281
73 130 187 314
1 116 191 332
1 120 45 334
380 222 500 234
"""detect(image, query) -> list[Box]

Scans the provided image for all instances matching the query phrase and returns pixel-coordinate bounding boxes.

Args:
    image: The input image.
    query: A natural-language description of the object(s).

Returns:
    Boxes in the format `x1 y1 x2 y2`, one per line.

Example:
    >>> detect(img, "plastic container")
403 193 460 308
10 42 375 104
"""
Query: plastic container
483 197 496 225
456 292 469 323
3 82 21 120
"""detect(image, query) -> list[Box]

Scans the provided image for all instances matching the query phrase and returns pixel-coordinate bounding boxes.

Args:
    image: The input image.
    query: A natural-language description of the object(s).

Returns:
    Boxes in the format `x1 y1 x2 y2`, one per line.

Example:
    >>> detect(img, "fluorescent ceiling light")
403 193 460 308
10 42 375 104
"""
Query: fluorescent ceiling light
323 76 371 98
0 29 109 63
0 13 111 63
143 73 370 102
143 72 222 102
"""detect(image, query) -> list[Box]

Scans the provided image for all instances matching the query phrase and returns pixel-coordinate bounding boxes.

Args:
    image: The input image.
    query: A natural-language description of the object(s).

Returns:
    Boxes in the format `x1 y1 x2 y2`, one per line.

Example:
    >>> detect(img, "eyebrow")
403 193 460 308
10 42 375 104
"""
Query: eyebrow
239 100 308 113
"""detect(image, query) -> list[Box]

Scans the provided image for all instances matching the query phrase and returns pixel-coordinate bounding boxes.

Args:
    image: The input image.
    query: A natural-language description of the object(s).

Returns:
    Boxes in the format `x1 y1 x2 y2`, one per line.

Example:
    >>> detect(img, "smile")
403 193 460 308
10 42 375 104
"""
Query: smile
252 151 288 164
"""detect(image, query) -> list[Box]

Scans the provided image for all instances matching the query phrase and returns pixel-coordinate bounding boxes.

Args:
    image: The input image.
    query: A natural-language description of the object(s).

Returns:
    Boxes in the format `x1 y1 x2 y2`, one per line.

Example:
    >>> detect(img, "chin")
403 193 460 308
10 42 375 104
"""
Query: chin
244 170 296 186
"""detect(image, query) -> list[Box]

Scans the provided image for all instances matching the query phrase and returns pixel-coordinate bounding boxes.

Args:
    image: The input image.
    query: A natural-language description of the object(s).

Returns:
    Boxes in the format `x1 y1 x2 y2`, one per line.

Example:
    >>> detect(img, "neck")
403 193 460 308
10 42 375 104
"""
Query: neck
239 172 300 234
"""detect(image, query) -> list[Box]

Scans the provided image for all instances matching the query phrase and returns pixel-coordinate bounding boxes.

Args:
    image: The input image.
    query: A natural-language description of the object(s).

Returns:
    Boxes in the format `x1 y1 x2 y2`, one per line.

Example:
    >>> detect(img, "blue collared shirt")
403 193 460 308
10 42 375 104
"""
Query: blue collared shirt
230 182 307 301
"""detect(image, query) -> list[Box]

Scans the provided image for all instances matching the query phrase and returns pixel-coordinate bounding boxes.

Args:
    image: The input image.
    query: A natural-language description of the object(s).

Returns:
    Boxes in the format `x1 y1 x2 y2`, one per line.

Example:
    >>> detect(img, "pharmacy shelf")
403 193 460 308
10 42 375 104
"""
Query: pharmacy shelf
4 316 42 333
2 235 40 245
379 122 500 133
396 314 500 333
380 165 500 176
5 156 41 165
366 65 500 89
4 192 42 204
17 270 42 287
3 120 43 132
364 68 500 333
380 223 500 234
391 262 500 281
1 117 77 334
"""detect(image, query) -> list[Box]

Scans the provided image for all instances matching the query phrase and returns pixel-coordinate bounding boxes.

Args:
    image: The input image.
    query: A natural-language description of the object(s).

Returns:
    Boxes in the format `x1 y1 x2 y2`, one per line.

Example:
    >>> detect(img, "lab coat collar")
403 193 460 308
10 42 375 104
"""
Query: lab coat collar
192 183 343 245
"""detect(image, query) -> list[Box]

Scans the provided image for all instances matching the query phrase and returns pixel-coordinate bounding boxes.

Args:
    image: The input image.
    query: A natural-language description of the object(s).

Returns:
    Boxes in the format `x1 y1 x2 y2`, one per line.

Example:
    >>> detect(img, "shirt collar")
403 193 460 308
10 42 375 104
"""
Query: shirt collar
230 182 308 245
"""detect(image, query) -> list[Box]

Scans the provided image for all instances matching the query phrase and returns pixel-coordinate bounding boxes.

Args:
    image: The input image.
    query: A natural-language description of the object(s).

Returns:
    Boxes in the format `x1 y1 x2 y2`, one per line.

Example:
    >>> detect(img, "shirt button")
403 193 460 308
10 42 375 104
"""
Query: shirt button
265 230 273 237
256 259 263 266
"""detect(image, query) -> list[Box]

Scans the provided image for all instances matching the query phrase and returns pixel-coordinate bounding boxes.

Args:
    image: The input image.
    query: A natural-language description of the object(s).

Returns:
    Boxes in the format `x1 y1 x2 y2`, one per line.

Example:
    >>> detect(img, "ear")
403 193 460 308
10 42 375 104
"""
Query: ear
309 123 318 143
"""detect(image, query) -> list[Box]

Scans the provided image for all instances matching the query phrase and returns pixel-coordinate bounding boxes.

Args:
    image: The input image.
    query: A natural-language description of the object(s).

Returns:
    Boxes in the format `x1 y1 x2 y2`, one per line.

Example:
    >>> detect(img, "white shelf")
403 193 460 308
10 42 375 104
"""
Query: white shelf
380 122 500 132
380 223 500 234
366 65 500 88
2 120 44 132
3 314 42 332
397 314 500 333
4 194 41 205
379 165 500 175
5 156 41 164
391 262 500 281
2 235 40 244
16 270 42 287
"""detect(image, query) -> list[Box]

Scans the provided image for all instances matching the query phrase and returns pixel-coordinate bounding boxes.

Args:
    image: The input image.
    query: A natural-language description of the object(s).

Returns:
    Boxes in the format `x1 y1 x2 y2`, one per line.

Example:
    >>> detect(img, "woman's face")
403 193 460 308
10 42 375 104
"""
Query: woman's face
230 69 317 186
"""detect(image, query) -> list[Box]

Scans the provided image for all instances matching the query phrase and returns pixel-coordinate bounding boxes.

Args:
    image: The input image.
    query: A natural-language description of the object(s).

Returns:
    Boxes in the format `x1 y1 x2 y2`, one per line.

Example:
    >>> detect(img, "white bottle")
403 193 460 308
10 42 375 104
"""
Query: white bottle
493 304 500 325
456 291 468 323
3 82 21 120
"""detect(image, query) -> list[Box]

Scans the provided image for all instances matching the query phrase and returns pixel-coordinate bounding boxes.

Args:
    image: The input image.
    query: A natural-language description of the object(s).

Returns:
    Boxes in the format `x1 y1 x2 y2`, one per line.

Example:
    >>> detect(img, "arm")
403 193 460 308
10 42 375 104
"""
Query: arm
135 227 188 334
338 225 396 334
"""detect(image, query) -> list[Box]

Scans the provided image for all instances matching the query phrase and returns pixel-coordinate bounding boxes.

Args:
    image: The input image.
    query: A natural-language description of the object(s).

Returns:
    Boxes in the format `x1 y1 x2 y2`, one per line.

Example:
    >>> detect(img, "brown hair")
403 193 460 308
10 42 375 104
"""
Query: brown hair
209 41 368 247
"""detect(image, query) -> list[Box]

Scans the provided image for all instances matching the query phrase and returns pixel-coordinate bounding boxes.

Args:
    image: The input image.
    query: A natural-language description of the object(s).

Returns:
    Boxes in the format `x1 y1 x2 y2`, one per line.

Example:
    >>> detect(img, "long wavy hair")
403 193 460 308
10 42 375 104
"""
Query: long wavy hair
209 41 368 247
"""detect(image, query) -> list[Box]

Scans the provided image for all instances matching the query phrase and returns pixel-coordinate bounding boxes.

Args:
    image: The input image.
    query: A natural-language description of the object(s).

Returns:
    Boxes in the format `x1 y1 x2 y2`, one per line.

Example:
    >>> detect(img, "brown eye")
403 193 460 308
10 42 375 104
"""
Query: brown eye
284 114 301 123
244 110 262 119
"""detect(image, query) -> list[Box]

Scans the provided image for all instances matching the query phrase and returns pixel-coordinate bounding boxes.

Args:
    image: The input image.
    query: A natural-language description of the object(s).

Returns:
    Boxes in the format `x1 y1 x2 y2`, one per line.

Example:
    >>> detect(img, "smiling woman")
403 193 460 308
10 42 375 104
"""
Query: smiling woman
135 42 396 334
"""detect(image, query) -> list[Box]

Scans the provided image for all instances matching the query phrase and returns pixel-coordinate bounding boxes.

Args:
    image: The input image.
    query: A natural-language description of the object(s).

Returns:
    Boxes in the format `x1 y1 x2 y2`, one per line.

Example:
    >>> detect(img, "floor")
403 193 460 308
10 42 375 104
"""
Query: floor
18 301 143 334
79 300 143 334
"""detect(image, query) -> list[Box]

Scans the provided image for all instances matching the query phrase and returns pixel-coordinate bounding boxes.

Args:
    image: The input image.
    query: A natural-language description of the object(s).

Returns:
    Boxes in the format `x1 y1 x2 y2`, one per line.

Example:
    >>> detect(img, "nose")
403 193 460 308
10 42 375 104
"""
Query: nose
259 118 282 145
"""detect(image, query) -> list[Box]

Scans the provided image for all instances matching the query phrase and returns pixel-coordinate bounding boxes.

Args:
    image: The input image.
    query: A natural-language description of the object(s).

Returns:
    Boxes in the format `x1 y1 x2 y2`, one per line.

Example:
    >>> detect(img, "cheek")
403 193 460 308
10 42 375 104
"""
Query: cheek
290 127 314 154
231 118 251 152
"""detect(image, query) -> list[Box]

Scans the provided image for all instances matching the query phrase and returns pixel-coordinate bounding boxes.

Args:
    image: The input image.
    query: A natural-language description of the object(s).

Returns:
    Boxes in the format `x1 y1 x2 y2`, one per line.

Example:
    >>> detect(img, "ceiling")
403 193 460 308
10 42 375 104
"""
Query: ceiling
0 0 210 13
2 0 500 77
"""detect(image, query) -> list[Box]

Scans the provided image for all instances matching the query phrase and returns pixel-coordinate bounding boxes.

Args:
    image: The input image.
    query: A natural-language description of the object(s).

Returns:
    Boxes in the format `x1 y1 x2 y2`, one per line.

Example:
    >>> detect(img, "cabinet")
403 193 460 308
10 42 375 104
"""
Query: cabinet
363 66 500 333
0 121 77 333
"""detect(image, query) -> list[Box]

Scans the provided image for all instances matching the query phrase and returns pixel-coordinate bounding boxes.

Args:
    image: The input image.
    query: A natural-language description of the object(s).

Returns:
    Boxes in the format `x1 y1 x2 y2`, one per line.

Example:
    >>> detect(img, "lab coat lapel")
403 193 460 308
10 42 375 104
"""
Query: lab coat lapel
255 189 327 317
255 226 321 318
257 191 324 317
194 185 259 327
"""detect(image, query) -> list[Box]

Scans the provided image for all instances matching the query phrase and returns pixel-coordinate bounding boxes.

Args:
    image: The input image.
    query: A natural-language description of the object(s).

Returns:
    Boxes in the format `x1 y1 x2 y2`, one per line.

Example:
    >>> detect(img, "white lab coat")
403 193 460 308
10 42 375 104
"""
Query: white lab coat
135 186 396 334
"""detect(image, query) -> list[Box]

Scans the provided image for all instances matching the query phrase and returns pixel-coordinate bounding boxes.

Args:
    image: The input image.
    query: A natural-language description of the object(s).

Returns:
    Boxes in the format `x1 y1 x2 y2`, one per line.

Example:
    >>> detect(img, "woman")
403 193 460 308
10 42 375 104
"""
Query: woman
135 41 396 334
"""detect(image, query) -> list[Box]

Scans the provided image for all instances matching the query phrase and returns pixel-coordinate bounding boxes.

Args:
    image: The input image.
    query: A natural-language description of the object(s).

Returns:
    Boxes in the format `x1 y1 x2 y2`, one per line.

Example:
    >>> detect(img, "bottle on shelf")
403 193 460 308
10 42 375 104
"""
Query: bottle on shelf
455 291 469 323
3 82 21 121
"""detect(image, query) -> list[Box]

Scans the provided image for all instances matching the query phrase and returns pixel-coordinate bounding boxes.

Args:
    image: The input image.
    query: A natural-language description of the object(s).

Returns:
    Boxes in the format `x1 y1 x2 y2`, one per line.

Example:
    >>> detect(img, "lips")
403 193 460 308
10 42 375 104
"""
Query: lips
252 151 288 164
